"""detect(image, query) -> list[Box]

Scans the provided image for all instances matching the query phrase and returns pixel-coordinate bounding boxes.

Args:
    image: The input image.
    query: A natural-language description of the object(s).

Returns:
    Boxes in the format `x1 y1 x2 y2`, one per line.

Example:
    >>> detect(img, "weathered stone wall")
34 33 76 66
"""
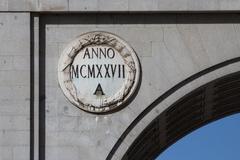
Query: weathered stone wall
1 0 240 11
42 14 240 160
0 13 30 160
1 0 240 160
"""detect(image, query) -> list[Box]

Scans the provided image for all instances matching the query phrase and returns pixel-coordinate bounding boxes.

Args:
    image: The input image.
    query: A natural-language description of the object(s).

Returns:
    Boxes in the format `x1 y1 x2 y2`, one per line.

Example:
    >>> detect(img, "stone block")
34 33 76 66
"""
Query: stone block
46 26 98 43
114 27 163 44
46 146 80 160
187 0 219 10
157 0 188 10
130 41 152 57
161 27 199 76
220 0 240 10
0 13 29 55
0 116 29 131
0 0 8 11
69 0 98 11
0 56 13 70
0 131 29 146
98 0 128 11
45 87 58 103
46 100 58 117
38 0 68 11
46 57 58 73
45 131 114 160
0 147 12 160
0 71 30 86
58 116 79 131
129 0 158 11
46 116 59 132
0 86 29 100
45 43 59 59
56 98 82 117
0 99 29 116
151 42 185 85
8 0 37 11
13 146 29 160
13 56 30 71
197 23 240 64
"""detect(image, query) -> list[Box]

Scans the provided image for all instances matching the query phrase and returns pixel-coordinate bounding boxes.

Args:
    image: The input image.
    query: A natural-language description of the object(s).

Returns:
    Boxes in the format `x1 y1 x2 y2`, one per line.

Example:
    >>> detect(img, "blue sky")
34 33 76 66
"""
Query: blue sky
156 113 240 160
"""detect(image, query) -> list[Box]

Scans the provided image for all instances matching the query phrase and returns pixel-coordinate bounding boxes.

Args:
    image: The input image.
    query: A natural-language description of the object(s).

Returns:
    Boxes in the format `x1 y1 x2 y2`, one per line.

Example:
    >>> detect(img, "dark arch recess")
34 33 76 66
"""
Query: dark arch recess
122 71 240 160
106 57 240 160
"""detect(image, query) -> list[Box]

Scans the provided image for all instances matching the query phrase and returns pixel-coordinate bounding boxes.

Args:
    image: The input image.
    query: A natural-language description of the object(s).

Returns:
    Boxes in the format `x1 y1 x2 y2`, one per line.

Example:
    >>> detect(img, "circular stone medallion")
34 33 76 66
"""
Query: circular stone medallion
58 31 140 113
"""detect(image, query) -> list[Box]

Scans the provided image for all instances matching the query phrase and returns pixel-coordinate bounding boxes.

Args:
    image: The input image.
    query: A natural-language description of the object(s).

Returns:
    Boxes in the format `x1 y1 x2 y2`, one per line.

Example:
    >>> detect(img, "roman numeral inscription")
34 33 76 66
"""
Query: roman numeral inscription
58 31 140 113
70 64 125 79
70 47 126 79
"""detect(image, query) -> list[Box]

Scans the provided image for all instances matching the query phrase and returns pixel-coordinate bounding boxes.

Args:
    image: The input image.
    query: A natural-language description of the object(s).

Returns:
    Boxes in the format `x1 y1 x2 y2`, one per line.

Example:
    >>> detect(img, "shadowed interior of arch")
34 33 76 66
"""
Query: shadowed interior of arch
122 71 240 160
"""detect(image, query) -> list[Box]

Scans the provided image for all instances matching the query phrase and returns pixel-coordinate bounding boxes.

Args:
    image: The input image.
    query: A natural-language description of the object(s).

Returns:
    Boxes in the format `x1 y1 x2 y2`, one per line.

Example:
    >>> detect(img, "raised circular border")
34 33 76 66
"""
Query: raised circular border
58 31 141 113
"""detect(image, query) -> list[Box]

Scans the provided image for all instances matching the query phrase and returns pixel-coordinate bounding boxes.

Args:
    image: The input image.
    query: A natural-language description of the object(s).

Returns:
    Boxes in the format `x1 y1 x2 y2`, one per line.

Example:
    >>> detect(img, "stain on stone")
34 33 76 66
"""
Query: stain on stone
49 6 66 11
97 140 101 146
63 106 68 113
25 98 30 101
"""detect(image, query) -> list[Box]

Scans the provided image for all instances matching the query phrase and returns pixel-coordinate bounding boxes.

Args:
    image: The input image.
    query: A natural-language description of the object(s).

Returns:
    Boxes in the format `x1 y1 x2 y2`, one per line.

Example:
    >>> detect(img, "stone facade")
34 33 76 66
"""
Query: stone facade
1 1 240 160
0 13 30 160
2 0 240 11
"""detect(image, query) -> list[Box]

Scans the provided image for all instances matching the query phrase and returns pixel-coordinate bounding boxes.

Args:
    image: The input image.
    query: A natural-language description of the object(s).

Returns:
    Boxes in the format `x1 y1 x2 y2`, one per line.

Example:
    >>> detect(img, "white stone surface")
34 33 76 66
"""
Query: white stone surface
2 0 240 11
1 10 240 160
0 13 30 160
0 147 12 160
129 0 158 11
8 0 36 11
98 0 128 11
13 146 30 160
38 0 68 11
69 0 98 11
0 0 8 11
43 14 240 160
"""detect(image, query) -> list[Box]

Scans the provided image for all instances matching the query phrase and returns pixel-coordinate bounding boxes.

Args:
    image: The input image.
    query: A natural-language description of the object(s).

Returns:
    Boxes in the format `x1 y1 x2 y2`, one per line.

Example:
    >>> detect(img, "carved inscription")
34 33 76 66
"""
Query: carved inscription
70 47 125 79
58 31 140 113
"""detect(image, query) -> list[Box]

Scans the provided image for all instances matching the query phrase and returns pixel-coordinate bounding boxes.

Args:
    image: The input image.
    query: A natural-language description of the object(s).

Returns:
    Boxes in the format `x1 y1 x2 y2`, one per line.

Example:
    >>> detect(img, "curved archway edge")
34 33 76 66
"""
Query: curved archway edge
108 57 240 160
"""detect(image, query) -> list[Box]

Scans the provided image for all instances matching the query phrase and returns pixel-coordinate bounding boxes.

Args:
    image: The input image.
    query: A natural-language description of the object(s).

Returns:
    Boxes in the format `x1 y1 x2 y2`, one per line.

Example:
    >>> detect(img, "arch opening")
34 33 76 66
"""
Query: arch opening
157 112 240 160
123 71 240 160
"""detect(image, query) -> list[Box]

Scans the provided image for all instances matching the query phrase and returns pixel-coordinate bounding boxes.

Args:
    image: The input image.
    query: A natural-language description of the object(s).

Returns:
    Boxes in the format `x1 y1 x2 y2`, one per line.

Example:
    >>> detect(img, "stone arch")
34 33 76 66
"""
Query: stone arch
123 71 240 159
107 58 240 160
